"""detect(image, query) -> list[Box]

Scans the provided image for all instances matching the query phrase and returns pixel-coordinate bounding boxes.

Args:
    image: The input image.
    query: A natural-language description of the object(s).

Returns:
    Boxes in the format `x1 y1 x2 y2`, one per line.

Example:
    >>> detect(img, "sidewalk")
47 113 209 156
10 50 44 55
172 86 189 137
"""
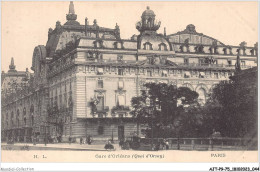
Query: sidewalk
2 142 120 151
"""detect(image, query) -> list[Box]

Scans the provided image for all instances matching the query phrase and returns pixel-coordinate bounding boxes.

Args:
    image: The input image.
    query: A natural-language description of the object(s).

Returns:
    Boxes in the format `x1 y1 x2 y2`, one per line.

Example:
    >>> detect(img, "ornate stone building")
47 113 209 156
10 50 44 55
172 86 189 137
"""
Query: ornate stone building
1 2 257 142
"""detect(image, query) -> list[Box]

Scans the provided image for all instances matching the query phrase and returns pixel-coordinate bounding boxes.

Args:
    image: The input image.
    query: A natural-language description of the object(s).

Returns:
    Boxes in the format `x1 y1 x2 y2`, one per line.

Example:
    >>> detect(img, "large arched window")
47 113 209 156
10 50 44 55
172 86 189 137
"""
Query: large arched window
197 88 206 105
144 42 153 50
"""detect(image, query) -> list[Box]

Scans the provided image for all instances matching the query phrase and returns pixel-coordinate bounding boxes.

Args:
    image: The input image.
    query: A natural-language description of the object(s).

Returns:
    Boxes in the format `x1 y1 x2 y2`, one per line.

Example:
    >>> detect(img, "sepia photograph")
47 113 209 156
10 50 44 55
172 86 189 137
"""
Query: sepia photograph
1 0 258 167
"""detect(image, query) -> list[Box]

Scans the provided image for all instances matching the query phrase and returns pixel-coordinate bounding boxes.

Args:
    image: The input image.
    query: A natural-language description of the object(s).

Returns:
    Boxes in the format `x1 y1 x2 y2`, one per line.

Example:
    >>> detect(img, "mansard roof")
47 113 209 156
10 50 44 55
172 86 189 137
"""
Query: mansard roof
167 24 225 46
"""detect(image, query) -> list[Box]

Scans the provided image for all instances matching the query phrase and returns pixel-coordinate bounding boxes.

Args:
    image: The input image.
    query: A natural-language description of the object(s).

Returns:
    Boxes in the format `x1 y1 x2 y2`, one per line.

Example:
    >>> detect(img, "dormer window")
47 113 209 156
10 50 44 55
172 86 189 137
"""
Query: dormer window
114 42 122 49
97 68 103 75
144 42 153 50
118 68 124 76
184 71 191 78
195 45 204 53
159 43 167 51
94 40 103 48
223 48 227 55
199 72 205 78
162 70 168 77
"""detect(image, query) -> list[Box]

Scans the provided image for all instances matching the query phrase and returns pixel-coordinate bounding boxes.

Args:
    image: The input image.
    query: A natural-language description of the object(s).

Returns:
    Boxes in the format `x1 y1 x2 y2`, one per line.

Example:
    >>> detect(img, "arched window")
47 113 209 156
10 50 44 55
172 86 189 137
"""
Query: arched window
144 42 153 50
197 88 206 105
147 17 153 27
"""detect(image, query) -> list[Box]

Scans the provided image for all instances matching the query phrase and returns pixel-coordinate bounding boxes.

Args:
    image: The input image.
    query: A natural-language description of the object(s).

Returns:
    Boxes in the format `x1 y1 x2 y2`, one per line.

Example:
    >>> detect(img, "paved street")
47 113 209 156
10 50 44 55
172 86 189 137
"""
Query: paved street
2 142 121 151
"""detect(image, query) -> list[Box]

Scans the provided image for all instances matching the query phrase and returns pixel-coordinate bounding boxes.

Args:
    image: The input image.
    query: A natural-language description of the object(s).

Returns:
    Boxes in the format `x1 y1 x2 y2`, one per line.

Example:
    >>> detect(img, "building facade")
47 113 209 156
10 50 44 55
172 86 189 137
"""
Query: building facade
1 2 257 143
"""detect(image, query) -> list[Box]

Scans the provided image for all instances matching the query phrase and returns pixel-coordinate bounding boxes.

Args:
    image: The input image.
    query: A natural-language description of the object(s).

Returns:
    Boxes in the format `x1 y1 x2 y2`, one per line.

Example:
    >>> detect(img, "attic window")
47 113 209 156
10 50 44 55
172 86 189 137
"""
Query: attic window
144 42 153 50
97 68 104 75
184 71 191 78
162 70 168 77
115 42 122 49
199 72 205 78
94 41 102 48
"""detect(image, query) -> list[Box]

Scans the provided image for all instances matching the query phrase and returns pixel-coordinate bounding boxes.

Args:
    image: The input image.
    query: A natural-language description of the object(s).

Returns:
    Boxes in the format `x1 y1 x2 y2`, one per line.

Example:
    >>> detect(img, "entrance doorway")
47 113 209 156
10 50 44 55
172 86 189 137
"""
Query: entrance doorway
118 126 124 141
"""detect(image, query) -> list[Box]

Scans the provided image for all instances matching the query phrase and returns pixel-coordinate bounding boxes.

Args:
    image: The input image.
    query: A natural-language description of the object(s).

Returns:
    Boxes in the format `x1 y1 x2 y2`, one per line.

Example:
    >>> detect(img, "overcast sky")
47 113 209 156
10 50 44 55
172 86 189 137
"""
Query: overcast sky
2 1 258 72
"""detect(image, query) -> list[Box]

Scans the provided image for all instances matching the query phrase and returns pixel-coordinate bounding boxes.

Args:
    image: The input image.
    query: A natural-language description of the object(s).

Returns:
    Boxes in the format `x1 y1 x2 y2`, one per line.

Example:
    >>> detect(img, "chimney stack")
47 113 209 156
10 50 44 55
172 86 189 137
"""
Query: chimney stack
85 17 88 36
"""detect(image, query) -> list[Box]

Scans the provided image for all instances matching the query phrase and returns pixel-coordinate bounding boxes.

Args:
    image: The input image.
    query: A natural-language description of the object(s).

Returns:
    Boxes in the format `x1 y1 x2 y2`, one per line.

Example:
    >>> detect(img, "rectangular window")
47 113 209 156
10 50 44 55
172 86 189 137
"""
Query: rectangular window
241 61 245 66
199 59 204 65
98 80 103 89
96 96 104 110
214 73 219 79
161 70 168 77
98 114 104 118
147 70 152 77
118 69 124 76
184 58 189 65
98 126 104 135
227 60 232 66
117 95 125 106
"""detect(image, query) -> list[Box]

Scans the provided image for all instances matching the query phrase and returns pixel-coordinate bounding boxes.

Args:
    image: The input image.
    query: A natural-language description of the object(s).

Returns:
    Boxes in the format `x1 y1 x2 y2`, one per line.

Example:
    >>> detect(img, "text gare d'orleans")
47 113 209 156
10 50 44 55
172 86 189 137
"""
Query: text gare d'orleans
95 154 164 159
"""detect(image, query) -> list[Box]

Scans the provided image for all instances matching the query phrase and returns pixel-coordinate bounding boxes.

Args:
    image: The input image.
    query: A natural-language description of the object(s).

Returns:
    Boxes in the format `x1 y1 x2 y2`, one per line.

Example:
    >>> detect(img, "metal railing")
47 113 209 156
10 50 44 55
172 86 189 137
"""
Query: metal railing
139 137 257 150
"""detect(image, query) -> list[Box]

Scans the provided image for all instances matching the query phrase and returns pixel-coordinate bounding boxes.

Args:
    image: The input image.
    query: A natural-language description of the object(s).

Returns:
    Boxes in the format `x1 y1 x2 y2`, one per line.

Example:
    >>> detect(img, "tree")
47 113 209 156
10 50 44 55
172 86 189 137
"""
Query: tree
205 71 257 138
130 83 199 138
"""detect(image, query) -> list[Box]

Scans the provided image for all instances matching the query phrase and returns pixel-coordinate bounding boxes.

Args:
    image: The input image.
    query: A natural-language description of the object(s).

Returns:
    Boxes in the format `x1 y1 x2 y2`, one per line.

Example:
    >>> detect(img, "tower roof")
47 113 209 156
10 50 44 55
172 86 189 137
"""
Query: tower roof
69 1 75 14
142 6 155 18
65 1 80 25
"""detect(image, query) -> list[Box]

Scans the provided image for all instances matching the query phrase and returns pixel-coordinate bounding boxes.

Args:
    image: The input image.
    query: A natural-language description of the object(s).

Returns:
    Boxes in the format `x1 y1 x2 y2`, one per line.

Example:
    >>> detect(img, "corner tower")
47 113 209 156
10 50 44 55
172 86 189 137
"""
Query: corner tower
136 6 161 34
65 1 80 25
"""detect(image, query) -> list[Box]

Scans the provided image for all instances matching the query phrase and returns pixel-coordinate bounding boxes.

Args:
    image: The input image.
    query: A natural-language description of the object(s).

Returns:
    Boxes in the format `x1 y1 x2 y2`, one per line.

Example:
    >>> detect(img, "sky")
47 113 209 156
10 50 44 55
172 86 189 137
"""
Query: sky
1 1 258 72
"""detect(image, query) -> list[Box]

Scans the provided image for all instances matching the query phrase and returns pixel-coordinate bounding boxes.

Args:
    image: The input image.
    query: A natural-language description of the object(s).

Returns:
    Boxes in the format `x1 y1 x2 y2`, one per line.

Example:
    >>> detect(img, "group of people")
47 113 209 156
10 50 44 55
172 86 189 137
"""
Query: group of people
104 140 115 150
153 139 170 151
118 137 170 151
79 136 93 145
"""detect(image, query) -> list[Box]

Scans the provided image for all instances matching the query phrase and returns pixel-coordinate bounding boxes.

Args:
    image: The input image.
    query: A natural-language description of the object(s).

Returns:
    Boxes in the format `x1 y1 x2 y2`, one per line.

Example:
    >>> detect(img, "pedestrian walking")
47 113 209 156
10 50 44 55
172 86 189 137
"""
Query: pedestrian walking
69 136 71 144
80 137 83 145
165 139 169 150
